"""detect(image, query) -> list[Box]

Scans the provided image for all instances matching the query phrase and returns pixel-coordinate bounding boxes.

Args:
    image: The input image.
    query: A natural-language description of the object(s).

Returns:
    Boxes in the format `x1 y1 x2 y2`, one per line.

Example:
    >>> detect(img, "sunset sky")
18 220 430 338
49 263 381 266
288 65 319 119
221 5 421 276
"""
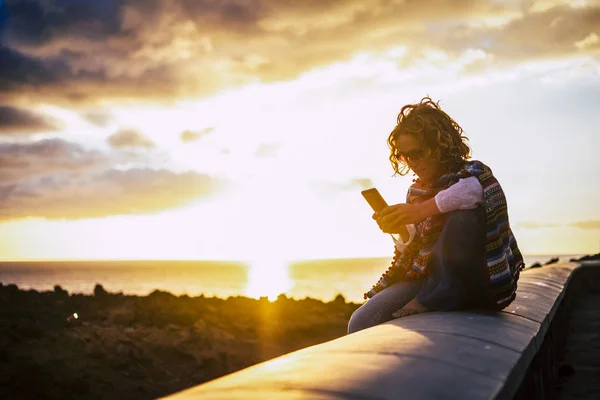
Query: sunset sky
0 0 599 261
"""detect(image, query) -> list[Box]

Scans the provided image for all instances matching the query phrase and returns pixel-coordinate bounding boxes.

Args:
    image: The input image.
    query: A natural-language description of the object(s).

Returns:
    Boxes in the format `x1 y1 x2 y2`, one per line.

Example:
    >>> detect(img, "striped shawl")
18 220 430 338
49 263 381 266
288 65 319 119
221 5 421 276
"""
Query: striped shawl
364 160 524 310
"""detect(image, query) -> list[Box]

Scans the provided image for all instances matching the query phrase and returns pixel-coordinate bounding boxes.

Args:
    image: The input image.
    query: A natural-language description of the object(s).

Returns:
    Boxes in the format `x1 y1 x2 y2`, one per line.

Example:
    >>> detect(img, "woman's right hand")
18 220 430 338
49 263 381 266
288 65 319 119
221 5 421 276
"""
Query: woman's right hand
373 208 410 242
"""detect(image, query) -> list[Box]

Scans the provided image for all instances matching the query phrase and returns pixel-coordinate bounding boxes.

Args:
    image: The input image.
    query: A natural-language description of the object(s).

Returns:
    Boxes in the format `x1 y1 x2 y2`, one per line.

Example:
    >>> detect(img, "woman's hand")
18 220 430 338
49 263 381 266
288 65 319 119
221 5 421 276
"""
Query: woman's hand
372 203 426 234
372 198 441 234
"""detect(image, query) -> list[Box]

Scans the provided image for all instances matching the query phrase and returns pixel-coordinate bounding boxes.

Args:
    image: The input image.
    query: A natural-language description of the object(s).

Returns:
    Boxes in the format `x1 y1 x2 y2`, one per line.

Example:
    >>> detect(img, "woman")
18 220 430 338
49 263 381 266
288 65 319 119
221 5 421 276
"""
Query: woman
348 97 524 335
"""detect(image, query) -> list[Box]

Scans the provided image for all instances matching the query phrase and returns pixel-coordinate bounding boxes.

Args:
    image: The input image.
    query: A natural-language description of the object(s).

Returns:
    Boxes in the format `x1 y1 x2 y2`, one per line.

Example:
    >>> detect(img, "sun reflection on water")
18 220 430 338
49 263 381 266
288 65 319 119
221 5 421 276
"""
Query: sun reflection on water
245 257 292 301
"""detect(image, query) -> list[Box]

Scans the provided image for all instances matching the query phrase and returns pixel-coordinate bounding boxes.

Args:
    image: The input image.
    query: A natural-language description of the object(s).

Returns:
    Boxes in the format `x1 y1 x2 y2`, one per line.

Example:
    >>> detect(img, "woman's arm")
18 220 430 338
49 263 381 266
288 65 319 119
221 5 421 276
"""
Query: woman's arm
434 176 483 213
377 177 483 232
377 198 441 229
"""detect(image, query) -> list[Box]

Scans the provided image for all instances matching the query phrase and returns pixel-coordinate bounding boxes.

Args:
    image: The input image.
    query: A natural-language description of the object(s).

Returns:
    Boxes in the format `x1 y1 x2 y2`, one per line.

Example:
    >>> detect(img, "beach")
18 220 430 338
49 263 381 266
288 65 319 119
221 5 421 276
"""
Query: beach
0 283 359 399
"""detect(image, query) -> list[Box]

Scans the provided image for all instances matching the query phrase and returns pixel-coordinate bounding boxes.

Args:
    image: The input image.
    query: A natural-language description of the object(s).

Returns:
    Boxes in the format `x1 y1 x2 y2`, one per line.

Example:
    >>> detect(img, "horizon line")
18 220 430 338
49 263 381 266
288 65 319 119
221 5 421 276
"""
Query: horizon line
0 253 588 263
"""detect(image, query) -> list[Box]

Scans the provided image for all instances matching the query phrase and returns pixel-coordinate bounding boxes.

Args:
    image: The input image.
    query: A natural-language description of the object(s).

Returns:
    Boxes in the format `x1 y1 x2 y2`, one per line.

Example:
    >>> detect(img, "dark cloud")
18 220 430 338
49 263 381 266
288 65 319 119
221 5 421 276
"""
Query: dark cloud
1 1 599 104
0 136 226 220
0 44 70 91
570 220 600 230
108 129 154 149
181 127 214 142
435 5 600 64
0 167 226 221
0 138 109 183
4 0 123 46
178 0 264 27
0 184 17 202
0 105 59 133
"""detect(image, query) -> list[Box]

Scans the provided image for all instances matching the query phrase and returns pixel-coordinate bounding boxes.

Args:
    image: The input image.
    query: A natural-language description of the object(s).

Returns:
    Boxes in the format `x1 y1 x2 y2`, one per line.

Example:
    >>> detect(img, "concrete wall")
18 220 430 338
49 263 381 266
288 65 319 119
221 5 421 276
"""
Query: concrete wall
163 261 600 400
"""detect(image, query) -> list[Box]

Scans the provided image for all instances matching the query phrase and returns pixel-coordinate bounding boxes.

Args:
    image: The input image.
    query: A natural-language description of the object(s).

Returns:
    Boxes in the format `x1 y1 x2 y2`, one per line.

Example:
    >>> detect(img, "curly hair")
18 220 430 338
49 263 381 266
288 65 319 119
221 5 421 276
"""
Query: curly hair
387 96 471 176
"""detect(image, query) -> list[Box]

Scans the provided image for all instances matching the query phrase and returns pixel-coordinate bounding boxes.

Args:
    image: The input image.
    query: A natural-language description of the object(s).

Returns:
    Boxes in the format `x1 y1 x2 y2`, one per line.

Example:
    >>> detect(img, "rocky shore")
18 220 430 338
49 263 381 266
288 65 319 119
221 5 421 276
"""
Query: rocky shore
0 283 359 399
3 255 596 399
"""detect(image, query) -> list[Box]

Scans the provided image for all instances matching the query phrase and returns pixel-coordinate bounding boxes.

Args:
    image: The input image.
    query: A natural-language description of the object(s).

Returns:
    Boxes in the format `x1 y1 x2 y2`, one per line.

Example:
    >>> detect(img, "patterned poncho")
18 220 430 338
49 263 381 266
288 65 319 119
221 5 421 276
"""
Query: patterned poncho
364 160 524 310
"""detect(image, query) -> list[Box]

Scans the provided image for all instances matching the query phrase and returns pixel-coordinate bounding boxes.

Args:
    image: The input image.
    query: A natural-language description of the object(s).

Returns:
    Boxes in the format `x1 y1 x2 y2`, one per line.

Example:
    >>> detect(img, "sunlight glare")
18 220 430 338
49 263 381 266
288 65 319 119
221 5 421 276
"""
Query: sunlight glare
245 257 292 301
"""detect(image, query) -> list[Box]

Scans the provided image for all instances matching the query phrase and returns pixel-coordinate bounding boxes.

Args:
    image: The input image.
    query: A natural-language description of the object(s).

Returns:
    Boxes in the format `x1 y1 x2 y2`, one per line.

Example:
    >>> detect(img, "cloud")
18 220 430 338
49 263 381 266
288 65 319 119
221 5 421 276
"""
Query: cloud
569 220 600 230
310 177 375 196
0 45 70 92
435 5 600 65
2 1 599 104
514 221 560 229
3 0 124 46
181 127 214 142
255 143 280 158
0 106 59 134
0 138 109 183
107 129 155 149
0 136 227 221
0 167 226 221
83 110 112 127
515 220 600 230
352 178 375 190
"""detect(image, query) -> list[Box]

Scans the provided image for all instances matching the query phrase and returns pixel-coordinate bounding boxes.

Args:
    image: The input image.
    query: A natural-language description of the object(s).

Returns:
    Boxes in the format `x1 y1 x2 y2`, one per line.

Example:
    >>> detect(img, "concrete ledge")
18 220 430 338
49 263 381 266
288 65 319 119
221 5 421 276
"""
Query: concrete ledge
163 261 600 400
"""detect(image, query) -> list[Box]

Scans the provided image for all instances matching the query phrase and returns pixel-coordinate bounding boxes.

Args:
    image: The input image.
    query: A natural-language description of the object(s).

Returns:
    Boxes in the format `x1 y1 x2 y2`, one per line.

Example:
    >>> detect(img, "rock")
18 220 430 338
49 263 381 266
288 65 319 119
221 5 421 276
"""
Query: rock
94 284 108 297
1 281 360 399
333 294 346 304
544 257 559 265
6 284 18 294
54 285 69 296
13 318 43 340
576 253 600 262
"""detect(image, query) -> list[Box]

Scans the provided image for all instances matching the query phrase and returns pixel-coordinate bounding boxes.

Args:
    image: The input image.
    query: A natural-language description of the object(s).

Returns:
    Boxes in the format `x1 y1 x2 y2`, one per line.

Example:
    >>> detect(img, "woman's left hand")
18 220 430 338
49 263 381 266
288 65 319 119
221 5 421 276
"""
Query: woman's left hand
376 203 425 234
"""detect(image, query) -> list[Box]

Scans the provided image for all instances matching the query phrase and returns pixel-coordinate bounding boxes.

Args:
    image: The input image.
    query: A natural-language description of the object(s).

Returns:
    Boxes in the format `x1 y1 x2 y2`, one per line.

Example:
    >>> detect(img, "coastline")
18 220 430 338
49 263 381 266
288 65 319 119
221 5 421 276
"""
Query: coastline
1 254 595 399
0 254 583 305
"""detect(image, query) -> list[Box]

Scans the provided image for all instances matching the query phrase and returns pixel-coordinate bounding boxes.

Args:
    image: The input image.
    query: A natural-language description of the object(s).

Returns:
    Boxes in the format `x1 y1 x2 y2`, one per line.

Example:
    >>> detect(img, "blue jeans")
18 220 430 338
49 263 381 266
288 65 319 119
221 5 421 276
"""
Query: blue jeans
348 207 487 334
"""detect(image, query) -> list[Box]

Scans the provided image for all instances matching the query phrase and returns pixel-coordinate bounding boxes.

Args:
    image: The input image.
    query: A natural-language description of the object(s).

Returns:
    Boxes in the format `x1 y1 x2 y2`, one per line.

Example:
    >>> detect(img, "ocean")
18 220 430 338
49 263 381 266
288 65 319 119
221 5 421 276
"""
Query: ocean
0 254 583 304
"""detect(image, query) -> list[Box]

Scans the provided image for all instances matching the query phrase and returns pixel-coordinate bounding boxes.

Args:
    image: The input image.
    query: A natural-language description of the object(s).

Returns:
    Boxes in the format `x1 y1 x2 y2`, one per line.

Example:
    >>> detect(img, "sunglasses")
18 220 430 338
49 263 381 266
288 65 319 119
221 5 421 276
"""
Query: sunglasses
399 147 429 163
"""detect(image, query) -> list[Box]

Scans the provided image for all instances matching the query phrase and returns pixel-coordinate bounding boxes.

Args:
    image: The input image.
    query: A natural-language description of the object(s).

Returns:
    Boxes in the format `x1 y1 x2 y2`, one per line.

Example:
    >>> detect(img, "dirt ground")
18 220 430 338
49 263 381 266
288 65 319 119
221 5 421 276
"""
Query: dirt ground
0 283 359 400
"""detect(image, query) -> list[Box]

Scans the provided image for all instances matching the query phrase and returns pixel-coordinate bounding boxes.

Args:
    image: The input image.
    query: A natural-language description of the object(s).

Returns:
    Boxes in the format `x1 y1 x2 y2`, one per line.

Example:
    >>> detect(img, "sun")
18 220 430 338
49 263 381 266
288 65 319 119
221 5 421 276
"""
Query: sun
245 257 292 301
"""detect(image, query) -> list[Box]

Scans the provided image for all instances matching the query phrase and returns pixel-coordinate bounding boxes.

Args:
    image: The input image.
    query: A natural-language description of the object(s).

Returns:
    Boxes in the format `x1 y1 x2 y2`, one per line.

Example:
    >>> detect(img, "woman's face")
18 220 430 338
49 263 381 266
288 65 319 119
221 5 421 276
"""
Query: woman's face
395 134 443 184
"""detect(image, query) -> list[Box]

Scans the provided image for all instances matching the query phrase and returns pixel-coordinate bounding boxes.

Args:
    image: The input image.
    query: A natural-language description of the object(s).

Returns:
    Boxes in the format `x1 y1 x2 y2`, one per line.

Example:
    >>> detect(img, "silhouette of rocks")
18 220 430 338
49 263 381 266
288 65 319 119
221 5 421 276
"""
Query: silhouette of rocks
573 253 600 262
0 283 359 399
544 257 559 265
94 283 108 297
529 256 564 269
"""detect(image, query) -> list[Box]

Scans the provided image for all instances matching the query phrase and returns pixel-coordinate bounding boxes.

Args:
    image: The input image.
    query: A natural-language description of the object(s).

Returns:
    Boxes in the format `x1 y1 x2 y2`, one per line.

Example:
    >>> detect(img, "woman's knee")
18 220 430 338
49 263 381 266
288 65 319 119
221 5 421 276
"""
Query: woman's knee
438 208 486 256
347 299 392 334
444 207 486 231
347 282 421 334
347 304 375 334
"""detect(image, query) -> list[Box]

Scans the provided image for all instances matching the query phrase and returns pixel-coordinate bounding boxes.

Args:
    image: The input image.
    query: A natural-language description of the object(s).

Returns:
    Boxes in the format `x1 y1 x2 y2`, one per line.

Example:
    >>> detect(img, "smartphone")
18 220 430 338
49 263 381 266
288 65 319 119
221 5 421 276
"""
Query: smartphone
361 188 410 242
361 188 388 212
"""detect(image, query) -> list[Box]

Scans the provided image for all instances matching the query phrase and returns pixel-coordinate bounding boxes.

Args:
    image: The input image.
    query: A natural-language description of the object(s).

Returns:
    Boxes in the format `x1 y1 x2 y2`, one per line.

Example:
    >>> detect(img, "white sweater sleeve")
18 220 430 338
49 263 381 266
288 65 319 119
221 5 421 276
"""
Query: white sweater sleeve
391 224 417 252
434 176 483 213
